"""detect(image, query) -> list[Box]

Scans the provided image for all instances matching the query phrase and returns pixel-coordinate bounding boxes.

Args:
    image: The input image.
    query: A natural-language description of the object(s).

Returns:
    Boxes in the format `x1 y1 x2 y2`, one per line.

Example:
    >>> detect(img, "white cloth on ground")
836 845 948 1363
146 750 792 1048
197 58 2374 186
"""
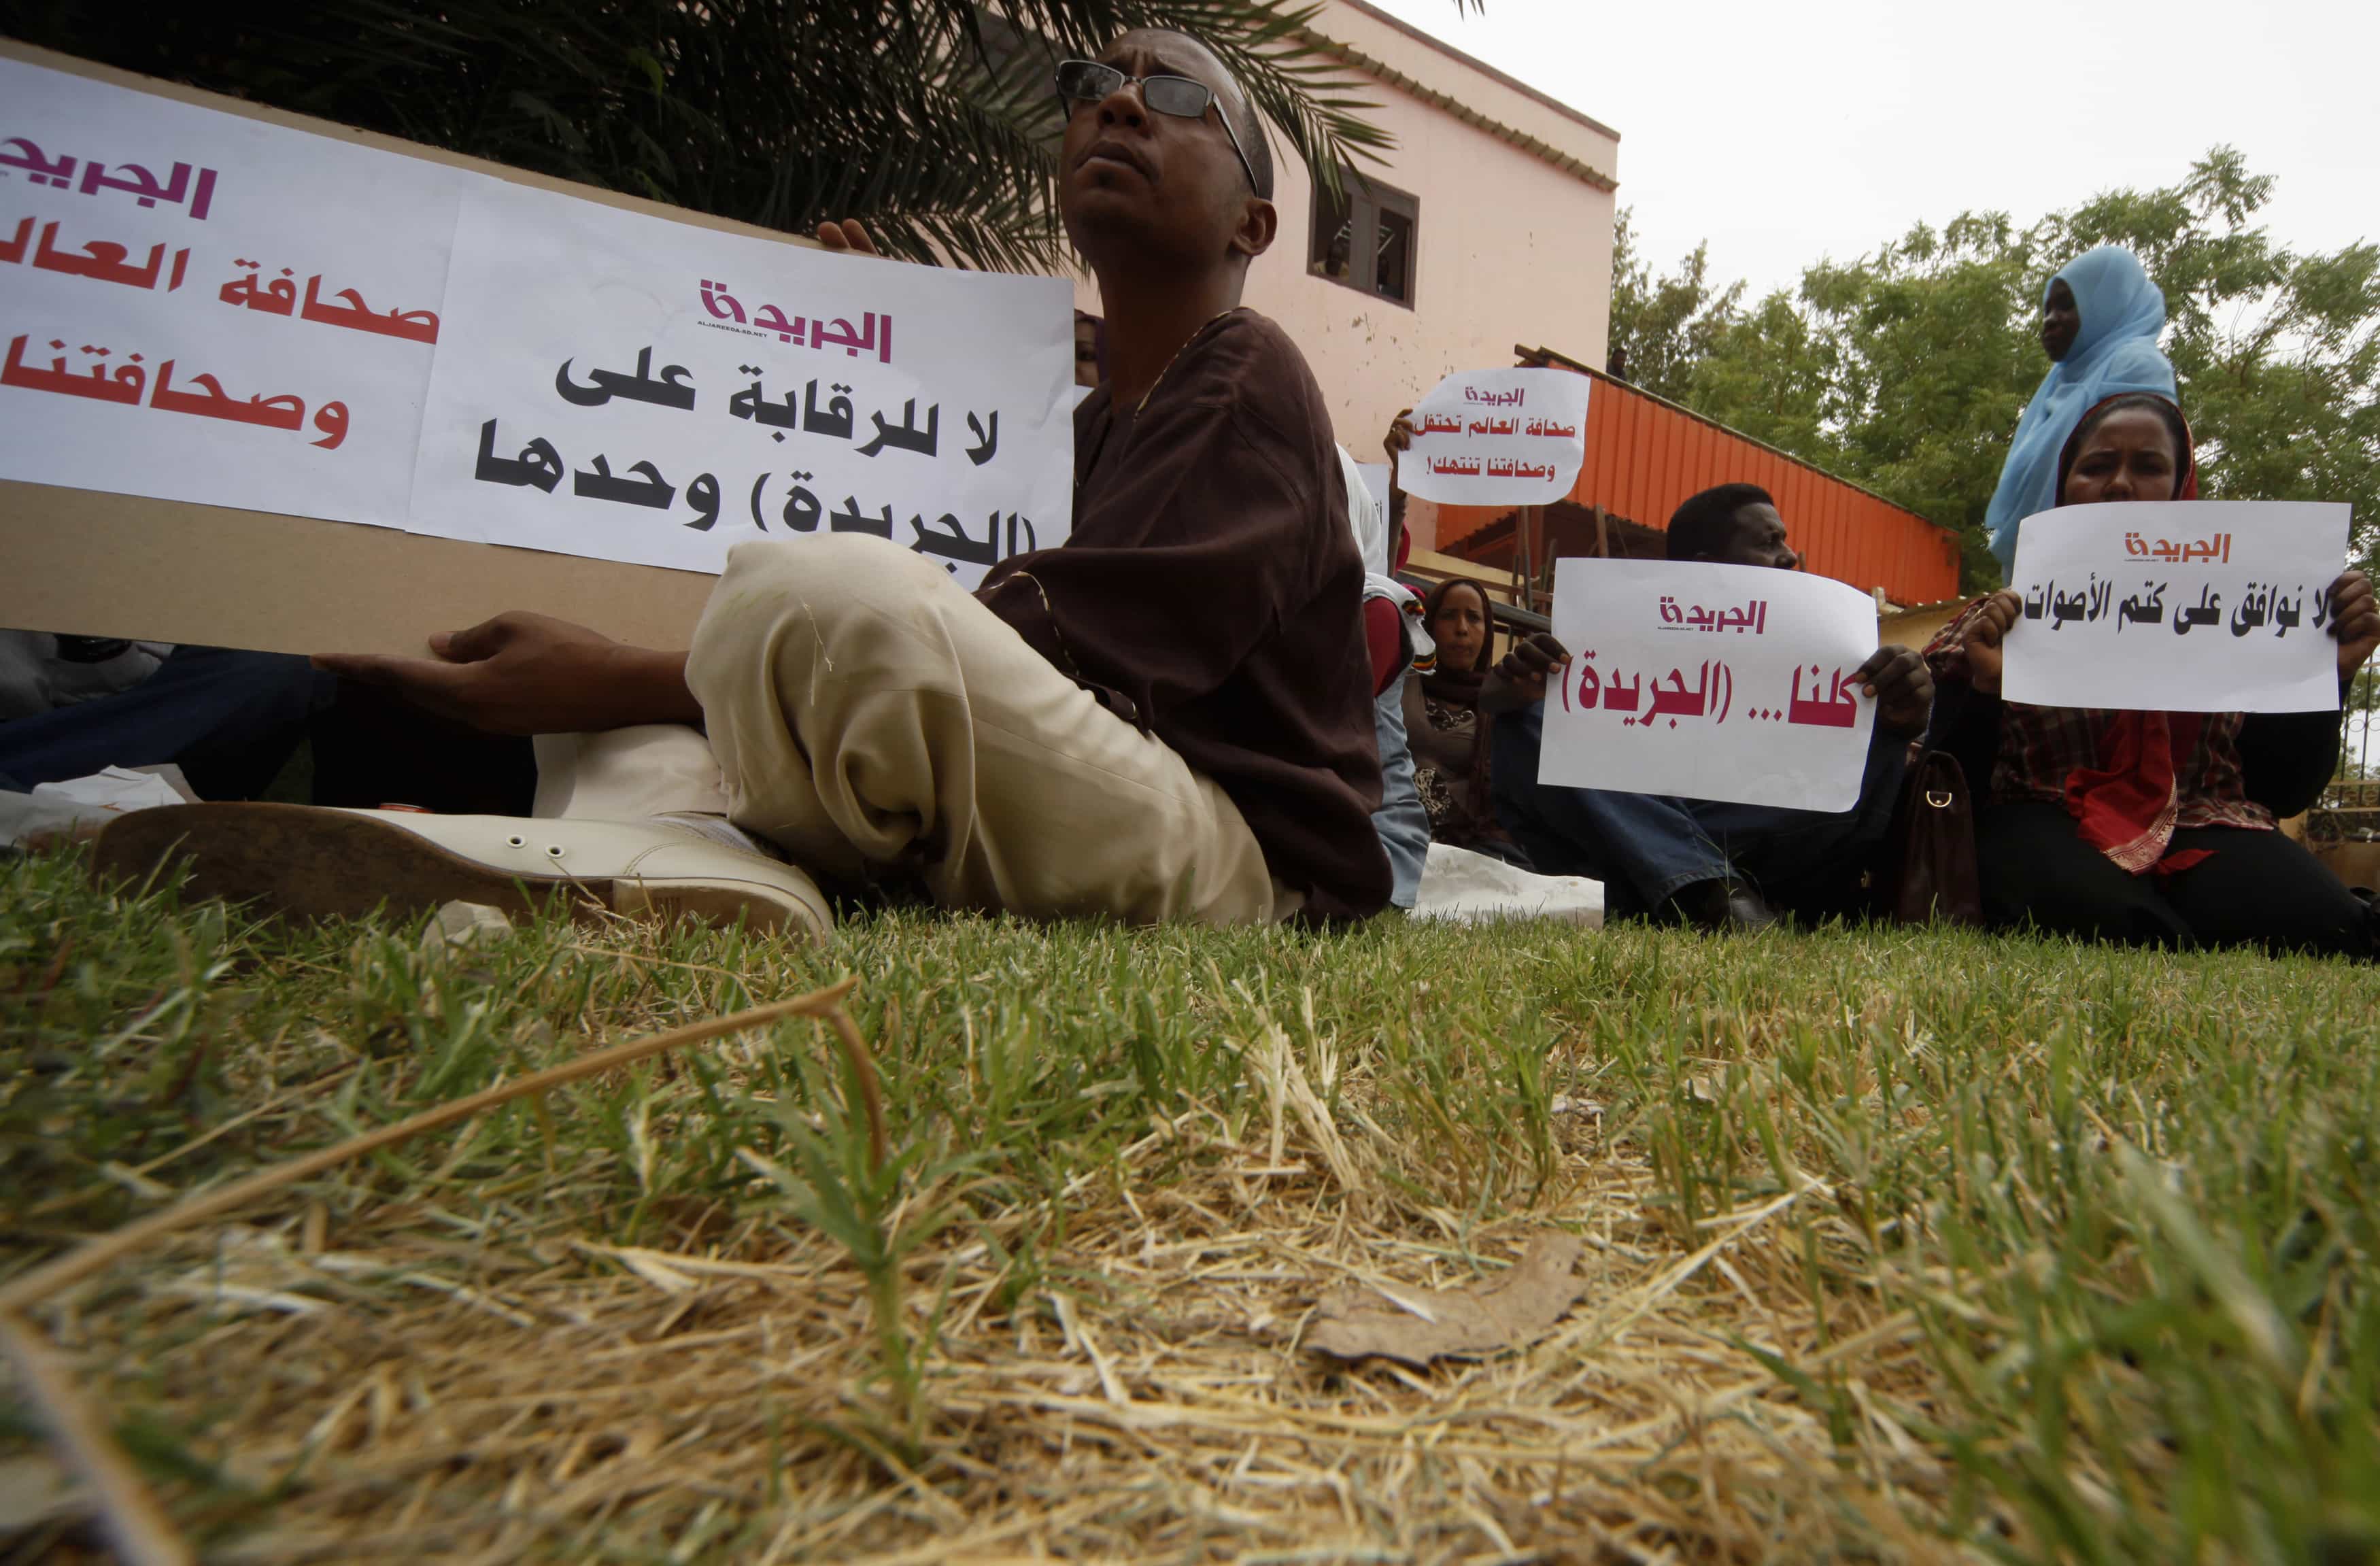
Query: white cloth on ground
1410 842 1602 926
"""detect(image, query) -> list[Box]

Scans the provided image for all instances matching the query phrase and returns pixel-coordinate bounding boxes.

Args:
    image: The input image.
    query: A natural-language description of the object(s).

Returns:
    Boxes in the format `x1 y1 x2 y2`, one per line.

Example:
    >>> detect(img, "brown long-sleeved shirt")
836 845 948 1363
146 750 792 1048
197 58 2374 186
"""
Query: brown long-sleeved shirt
978 309 1390 919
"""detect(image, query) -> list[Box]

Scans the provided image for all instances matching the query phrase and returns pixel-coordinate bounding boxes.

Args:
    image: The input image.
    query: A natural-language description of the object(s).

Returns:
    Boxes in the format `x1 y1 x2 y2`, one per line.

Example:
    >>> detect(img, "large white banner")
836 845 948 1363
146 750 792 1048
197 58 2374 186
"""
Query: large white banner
1 56 1079 597
2002 500 2349 713
1393 367 1588 507
0 56 470 529
407 184 1074 585
1540 558 1881 811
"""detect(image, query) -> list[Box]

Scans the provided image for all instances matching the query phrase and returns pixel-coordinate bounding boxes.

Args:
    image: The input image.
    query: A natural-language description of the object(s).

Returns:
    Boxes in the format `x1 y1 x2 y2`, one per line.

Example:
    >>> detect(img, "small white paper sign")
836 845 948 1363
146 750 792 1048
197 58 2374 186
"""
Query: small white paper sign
1540 558 1881 811
409 182 1075 586
2002 500 2348 713
1393 367 1587 507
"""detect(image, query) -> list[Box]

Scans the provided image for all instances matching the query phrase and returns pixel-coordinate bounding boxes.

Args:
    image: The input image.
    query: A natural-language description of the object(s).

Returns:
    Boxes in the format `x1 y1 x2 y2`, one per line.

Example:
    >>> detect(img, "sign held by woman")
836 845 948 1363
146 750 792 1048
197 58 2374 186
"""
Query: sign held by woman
2001 500 2350 712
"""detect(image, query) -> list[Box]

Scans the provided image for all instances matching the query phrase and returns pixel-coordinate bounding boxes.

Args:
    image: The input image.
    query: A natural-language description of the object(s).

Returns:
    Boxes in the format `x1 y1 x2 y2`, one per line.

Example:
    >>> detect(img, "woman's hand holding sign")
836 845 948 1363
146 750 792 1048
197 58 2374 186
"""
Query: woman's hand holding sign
2329 568 2379 682
1958 590 2025 697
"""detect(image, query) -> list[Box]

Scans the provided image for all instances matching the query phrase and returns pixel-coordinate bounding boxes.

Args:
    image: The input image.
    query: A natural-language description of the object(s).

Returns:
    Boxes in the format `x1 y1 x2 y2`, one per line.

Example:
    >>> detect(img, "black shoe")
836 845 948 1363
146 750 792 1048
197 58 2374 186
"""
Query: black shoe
1666 876 1780 932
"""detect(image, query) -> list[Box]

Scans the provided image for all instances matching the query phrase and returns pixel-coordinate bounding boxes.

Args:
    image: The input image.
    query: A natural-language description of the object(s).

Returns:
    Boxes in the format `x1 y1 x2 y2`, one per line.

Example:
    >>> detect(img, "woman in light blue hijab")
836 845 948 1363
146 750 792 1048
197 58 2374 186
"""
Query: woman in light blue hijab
1984 245 2175 575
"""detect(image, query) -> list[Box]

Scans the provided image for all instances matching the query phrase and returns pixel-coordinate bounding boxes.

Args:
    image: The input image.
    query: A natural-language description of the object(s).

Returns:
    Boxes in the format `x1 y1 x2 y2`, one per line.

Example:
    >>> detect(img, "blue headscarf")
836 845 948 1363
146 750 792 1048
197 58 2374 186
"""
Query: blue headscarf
1984 246 2175 574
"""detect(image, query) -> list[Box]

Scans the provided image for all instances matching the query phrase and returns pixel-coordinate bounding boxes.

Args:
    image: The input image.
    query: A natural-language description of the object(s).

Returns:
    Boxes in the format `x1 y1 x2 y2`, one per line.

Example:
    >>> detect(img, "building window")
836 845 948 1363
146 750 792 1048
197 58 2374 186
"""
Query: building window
1309 171 1418 307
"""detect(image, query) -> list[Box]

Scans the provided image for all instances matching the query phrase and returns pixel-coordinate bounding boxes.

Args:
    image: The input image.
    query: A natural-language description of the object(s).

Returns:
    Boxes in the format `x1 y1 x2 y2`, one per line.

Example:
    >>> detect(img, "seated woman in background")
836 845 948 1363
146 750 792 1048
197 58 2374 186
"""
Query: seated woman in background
1926 392 2379 955
1402 578 1527 865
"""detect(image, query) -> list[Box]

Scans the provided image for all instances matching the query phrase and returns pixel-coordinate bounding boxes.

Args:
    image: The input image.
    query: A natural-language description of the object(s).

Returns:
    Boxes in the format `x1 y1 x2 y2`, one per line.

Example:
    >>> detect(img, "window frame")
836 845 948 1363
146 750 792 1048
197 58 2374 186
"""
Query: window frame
1308 170 1419 309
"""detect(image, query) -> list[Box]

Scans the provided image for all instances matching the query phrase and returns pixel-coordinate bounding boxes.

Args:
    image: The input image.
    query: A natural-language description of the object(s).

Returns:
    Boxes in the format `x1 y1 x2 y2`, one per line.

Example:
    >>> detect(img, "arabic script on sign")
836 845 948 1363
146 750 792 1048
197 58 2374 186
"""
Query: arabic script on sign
1395 367 1589 507
408 182 1074 585
1539 558 1882 811
2001 500 2349 713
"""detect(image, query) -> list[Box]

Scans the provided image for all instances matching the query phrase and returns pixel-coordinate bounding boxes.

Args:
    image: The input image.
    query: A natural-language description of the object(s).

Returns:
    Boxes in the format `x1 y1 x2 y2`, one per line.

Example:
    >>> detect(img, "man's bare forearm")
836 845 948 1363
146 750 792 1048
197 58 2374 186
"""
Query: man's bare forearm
611 645 706 730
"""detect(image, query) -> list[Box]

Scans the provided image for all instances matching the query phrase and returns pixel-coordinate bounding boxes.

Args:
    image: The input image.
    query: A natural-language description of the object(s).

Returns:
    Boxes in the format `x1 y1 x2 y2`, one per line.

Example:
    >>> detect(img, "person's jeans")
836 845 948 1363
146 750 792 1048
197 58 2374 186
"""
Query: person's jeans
1489 701 1906 918
1370 670 1431 910
0 645 332 800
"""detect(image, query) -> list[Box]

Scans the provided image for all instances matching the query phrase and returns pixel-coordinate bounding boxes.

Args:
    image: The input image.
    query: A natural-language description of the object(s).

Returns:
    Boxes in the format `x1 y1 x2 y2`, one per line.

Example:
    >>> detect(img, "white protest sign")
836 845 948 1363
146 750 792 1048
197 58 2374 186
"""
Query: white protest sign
0 55 471 530
407 183 1074 586
2002 500 2349 713
1540 558 1880 811
1393 367 1588 507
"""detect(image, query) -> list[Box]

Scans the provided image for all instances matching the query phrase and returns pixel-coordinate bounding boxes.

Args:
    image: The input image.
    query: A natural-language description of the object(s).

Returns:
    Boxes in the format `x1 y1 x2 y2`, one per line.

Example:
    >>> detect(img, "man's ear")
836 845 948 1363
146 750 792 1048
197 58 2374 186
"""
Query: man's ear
1229 197 1278 262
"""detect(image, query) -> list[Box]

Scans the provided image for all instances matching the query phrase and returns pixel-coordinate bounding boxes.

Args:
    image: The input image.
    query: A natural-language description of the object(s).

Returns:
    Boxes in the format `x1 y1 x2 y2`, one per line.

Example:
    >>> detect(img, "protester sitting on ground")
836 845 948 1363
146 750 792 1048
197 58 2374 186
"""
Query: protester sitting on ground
1401 577 1531 865
1378 405 1529 868
1984 246 2176 576
1927 392 2378 955
97 28 1391 932
1486 483 1933 929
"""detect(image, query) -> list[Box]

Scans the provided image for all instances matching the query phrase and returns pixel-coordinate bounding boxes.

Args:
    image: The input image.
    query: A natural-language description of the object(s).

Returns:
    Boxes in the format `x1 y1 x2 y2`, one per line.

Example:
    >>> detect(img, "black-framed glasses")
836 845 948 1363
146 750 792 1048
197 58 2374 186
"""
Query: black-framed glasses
1053 58 1259 195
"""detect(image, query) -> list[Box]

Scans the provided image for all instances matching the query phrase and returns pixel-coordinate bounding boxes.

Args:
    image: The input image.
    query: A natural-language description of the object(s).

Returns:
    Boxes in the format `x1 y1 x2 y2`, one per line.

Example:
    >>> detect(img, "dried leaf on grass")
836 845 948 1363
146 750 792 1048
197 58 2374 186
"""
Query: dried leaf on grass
418 900 514 955
0 1451 82 1531
1302 1231 1587 1366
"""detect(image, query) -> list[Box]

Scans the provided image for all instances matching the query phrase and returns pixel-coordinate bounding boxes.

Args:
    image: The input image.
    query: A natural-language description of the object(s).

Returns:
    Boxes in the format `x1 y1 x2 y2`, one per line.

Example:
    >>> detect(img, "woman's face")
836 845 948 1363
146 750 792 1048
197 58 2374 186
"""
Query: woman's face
2041 277 2081 362
1430 585 1490 670
2062 407 2180 505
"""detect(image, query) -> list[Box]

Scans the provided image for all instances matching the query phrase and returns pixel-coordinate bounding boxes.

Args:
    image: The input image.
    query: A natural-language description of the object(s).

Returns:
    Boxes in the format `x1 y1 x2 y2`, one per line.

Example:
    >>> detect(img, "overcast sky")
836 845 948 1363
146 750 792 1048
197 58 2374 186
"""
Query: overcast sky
1363 0 2379 302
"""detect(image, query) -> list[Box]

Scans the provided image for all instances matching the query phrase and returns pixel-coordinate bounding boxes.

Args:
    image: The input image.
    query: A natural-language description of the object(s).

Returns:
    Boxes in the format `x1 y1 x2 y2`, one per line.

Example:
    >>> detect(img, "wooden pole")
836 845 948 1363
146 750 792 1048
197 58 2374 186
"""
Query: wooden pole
1516 505 1541 615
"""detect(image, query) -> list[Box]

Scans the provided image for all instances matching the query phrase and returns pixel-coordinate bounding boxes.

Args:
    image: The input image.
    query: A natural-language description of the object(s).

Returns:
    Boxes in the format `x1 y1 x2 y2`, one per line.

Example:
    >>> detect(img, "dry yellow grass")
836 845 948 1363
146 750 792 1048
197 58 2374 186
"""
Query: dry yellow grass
7 849 2379 1563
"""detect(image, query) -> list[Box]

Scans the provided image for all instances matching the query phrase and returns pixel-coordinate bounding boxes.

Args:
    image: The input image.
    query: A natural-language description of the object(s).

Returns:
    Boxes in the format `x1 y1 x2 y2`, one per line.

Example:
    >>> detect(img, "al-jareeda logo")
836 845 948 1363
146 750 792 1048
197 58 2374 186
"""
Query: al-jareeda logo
700 279 893 365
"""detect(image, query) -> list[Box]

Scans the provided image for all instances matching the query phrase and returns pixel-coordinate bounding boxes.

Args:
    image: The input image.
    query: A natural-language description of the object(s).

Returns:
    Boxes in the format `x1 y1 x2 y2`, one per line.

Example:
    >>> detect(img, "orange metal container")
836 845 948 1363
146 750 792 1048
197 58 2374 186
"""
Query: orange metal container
1435 364 1962 606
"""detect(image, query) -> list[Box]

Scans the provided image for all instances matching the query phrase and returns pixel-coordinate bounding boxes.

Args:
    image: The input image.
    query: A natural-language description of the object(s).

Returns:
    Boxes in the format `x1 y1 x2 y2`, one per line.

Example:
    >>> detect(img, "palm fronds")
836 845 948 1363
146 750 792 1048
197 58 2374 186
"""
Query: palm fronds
12 0 1480 270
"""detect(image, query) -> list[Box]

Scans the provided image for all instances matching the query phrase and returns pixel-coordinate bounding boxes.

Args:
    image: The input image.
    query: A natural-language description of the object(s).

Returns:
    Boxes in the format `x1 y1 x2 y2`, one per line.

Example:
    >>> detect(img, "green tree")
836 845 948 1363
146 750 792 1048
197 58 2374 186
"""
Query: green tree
1681 290 1839 466
1605 209 1742 403
10 0 1474 271
1797 213 2047 590
1608 152 2380 592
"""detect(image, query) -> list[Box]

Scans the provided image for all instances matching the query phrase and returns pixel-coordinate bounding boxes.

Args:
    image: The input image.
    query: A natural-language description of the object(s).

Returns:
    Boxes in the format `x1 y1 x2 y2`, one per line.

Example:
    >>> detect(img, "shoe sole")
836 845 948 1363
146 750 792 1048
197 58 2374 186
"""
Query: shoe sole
91 803 821 936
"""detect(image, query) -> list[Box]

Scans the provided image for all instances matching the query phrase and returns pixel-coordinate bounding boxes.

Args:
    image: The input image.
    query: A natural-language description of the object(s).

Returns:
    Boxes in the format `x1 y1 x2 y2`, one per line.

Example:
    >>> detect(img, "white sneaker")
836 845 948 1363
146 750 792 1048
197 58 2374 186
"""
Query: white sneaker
92 803 831 938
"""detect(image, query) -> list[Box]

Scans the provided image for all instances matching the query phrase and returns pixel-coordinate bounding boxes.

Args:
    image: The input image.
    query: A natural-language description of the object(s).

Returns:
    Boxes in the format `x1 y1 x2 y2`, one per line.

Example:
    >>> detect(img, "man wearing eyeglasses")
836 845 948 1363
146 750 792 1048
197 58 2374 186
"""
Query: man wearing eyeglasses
101 30 1391 932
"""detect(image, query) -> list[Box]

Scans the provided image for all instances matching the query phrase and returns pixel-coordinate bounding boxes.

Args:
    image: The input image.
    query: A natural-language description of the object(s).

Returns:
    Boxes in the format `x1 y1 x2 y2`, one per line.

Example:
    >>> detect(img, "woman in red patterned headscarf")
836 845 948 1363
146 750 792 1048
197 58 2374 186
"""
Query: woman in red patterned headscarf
1925 392 2379 954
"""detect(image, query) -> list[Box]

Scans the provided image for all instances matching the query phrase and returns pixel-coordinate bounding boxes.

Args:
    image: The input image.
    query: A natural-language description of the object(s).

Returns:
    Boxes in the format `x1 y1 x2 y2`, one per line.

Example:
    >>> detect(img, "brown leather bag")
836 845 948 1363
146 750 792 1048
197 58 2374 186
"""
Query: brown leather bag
1884 750 1983 925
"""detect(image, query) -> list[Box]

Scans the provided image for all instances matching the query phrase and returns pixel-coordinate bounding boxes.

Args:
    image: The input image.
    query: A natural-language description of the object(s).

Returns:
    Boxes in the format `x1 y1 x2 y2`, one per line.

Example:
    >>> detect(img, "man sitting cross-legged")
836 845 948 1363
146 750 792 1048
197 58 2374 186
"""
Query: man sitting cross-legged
1484 483 1933 930
98 29 1391 931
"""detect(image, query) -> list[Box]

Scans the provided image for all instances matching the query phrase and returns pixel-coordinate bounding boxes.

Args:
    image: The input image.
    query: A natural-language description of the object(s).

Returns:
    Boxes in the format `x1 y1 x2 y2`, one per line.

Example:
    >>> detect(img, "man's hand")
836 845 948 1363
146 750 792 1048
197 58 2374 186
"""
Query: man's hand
1480 631 1570 715
314 613 701 736
1383 407 1415 468
1959 590 2023 696
813 219 883 257
1856 645 1933 736
2329 569 2379 683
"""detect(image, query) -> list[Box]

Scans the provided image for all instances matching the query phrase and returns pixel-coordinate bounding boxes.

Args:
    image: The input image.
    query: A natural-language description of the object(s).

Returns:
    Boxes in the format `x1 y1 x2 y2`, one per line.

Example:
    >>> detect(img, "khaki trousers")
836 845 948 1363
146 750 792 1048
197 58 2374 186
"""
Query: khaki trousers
534 536 1289 925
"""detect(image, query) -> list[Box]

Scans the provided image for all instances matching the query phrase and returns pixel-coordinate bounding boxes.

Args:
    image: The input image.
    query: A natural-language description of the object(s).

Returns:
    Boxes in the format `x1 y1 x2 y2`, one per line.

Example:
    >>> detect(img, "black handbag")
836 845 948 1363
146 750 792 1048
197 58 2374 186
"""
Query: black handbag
1883 750 1983 925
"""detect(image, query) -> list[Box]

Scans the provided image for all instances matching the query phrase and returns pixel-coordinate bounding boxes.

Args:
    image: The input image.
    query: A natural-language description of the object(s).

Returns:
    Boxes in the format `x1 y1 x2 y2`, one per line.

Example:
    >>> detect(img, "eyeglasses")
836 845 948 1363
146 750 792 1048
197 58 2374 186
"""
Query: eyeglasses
1053 58 1259 195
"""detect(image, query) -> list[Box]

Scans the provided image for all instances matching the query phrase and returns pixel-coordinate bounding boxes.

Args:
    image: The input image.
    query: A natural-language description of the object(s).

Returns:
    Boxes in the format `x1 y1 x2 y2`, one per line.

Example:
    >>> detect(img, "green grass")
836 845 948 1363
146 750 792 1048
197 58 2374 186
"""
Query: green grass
4 843 2379 1563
